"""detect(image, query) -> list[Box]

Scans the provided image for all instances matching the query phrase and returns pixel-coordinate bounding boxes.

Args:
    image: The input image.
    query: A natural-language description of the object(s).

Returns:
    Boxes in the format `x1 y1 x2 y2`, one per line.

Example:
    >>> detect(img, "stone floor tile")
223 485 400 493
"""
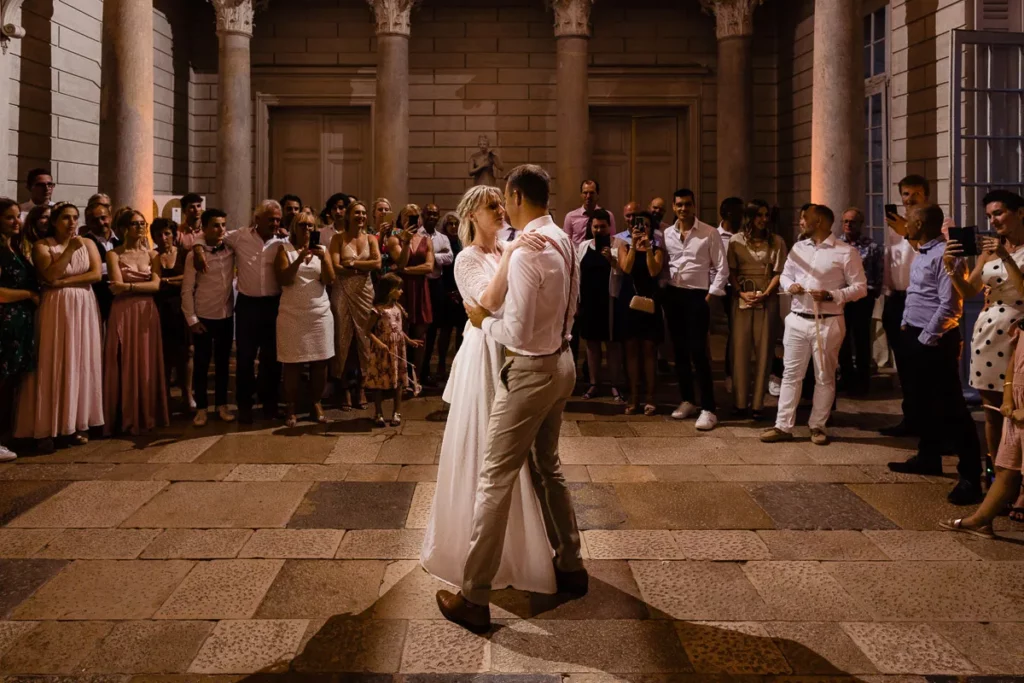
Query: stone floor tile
615 483 773 529
282 463 354 481
346 464 403 482
824 561 1024 621
558 437 627 465
145 435 223 463
124 481 311 528
324 435 388 464
856 466 932 483
154 559 283 619
149 463 235 481
734 445 816 465
585 466 656 483
804 442 916 465
561 421 583 437
0 480 69 526
397 465 439 482
783 465 876 483
626 421 700 437
287 482 415 529
223 464 292 481
187 619 308 674
928 621 1024 674
647 465 717 482
7 481 167 528
336 529 426 559
290 617 407 673
399 420 446 436
618 437 736 465
372 562 458 620
10 559 193 620
400 620 490 673
196 434 334 464
238 529 344 559
34 529 162 559
672 530 771 560
406 482 435 529
576 422 634 437
744 483 898 530
0 621 38 658
674 621 791 675
756 530 889 560
255 559 387 618
0 463 116 480
741 561 871 621
581 530 683 560
0 620 113 674
952 532 1024 560
0 559 68 618
862 530 984 561
101 464 168 480
73 438 174 464
80 620 214 674
765 621 879 675
846 483 983 531
707 465 792 482
491 619 692 673
0 529 60 558
377 436 440 465
139 529 253 559
840 622 978 675
559 464 590 482
569 483 628 530
629 560 770 620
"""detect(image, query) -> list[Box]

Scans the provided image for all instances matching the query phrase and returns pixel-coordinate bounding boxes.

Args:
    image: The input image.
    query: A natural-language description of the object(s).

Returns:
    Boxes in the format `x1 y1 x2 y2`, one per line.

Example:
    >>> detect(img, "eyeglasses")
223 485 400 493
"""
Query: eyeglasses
33 182 56 189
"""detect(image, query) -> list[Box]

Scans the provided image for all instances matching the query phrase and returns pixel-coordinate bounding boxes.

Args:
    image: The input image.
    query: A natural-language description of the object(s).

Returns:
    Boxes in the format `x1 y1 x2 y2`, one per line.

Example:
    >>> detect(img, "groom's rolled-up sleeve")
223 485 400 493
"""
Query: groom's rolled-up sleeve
482 251 539 351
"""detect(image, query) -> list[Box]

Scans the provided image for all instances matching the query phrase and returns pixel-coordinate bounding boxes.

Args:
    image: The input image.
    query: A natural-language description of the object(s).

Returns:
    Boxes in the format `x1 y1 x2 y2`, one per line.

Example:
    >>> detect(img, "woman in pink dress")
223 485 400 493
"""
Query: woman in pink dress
15 202 104 450
102 209 169 435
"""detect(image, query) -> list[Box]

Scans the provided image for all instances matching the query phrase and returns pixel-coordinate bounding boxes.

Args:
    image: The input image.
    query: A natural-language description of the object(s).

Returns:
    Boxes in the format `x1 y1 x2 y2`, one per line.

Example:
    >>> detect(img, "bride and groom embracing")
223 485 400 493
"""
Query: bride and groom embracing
419 164 588 634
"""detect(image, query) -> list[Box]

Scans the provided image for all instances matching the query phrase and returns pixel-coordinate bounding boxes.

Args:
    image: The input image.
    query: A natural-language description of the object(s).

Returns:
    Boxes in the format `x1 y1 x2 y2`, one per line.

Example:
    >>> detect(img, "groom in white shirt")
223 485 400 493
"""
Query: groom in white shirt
437 164 587 633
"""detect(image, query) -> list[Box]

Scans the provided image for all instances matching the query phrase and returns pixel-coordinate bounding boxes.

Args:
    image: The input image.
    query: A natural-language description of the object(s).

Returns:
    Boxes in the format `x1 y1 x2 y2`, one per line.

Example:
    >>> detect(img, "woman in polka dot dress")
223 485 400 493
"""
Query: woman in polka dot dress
946 190 1024 486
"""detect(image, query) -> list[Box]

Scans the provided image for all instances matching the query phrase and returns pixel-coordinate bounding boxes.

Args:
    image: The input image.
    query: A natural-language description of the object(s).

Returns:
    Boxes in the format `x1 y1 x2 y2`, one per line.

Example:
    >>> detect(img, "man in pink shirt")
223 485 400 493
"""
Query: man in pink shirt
562 179 616 246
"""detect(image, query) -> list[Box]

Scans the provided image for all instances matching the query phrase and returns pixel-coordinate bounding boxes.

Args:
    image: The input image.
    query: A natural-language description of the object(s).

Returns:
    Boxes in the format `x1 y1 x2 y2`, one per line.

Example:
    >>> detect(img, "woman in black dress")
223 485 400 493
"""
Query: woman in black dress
616 211 664 415
576 208 623 401
151 218 191 410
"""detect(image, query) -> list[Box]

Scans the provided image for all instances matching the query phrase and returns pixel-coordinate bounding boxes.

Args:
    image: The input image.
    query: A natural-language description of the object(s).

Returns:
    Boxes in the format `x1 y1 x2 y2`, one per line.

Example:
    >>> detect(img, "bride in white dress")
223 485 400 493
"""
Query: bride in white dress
420 185 557 594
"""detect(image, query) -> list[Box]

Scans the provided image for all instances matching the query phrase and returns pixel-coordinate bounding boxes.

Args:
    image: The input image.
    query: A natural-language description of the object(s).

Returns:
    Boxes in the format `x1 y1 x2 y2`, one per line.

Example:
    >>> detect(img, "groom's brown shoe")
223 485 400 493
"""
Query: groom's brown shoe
554 566 589 597
436 590 491 634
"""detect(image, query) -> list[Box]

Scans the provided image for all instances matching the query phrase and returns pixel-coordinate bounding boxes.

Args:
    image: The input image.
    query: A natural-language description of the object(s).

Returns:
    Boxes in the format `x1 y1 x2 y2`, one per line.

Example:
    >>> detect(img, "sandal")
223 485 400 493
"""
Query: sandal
610 387 626 404
373 415 386 428
1009 507 1024 524
625 404 640 416
643 404 657 417
312 403 327 424
390 413 402 427
72 432 88 445
939 518 996 539
285 414 298 428
582 385 598 400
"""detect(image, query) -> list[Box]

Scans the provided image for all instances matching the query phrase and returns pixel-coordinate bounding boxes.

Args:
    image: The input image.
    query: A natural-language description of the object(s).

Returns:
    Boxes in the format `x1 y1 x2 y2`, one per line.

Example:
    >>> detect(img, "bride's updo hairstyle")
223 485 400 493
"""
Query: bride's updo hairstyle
456 185 503 247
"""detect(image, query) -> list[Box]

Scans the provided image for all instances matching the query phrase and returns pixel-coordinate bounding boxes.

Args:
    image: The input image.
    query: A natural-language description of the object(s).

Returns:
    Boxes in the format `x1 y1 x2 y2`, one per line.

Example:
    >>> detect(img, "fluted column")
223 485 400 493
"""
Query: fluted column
100 0 154 219
369 0 414 206
552 0 593 219
811 0 864 219
213 0 254 228
0 1 25 196
701 0 761 206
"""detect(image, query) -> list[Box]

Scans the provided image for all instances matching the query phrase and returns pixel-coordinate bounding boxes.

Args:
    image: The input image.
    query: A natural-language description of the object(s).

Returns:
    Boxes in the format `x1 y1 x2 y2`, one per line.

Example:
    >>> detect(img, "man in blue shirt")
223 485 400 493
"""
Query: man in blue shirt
888 204 982 505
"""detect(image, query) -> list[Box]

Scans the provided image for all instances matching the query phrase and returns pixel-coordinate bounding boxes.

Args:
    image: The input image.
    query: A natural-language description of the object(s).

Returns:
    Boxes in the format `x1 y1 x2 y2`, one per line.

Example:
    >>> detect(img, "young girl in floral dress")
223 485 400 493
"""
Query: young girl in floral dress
365 272 421 427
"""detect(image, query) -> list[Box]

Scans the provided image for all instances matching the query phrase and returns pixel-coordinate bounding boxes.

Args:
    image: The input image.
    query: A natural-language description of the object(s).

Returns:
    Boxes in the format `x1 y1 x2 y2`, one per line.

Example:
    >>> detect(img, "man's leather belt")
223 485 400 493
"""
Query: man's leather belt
794 312 839 320
504 341 570 359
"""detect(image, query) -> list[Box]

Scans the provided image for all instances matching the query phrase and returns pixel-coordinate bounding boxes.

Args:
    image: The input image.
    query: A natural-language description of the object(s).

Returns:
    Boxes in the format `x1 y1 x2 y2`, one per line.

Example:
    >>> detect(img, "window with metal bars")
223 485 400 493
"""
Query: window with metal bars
863 6 888 247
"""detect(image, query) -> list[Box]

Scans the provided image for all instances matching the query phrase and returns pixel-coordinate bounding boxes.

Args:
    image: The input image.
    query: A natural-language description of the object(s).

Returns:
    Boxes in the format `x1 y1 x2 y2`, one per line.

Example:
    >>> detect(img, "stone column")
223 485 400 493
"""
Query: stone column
369 0 414 206
99 0 154 219
552 0 593 219
0 1 25 197
810 0 865 219
701 0 761 207
213 0 254 229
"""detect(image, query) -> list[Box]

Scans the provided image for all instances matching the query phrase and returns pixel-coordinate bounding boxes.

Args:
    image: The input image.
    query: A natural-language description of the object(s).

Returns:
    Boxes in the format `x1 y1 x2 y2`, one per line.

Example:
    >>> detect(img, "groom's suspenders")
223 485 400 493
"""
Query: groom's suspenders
550 237 576 353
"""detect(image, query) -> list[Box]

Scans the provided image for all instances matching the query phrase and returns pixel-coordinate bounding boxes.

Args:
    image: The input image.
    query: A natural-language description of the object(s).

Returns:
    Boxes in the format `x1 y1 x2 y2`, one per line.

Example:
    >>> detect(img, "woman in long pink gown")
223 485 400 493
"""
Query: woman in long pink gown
102 209 170 435
15 202 104 449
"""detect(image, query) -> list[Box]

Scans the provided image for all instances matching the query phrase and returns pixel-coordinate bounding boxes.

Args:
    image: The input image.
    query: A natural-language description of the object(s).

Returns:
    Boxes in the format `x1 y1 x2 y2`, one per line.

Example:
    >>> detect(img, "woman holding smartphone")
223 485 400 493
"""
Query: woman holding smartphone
576 209 623 402
944 190 1024 484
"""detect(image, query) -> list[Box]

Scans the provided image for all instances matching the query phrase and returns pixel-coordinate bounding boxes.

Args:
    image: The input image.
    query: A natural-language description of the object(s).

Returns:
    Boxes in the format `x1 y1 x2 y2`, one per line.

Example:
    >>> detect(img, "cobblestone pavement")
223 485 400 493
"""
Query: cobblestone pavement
2 375 1024 683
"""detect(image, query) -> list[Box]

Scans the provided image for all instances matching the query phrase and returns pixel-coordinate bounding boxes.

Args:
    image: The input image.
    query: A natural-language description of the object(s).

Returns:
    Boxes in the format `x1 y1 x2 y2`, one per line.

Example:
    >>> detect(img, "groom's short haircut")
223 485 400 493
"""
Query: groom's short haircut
506 164 551 208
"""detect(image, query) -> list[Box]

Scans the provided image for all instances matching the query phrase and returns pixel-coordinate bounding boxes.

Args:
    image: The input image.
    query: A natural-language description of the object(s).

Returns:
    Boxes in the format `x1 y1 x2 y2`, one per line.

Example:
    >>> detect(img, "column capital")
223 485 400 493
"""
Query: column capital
210 0 254 37
366 0 418 37
699 0 763 39
0 0 26 54
550 0 594 38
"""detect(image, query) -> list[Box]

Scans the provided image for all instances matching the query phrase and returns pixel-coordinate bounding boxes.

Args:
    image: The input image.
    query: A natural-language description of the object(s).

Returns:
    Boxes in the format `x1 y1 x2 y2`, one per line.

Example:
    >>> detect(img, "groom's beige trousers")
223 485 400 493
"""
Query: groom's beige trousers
462 348 584 605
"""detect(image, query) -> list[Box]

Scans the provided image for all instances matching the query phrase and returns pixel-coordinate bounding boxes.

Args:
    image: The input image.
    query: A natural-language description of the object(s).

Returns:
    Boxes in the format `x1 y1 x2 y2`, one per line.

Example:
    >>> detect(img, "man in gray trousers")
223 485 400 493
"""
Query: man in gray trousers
436 164 588 633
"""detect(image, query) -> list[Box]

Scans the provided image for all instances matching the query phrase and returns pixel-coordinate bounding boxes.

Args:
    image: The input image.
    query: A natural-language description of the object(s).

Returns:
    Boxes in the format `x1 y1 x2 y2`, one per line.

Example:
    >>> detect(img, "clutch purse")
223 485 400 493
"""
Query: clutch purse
737 278 764 310
629 295 656 314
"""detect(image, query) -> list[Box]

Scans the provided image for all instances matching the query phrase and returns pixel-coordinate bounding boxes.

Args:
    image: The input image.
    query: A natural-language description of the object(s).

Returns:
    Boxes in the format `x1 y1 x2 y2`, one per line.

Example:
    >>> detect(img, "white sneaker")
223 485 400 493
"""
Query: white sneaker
768 375 782 397
724 376 733 393
671 401 698 420
193 409 208 427
0 445 17 462
217 406 236 423
695 411 718 431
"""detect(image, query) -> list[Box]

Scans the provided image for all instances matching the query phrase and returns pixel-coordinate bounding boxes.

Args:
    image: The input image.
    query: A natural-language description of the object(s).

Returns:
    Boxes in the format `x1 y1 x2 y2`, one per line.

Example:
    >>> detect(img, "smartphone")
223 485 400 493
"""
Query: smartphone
884 204 900 219
595 233 611 251
948 226 979 257
308 230 321 249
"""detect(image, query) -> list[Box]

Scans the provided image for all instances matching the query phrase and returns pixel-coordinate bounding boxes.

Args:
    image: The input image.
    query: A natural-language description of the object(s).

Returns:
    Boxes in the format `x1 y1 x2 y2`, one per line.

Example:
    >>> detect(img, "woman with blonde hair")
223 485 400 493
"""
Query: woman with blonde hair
420 185 556 595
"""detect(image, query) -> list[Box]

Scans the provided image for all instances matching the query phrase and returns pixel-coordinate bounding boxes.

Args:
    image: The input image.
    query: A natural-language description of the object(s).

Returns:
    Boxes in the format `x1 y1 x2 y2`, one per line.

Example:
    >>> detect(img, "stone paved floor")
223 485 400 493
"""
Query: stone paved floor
2 373 1024 682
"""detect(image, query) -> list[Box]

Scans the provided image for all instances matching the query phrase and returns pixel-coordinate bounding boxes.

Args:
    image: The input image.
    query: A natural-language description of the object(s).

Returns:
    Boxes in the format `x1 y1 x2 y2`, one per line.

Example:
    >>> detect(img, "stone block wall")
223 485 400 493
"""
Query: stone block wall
776 0 814 238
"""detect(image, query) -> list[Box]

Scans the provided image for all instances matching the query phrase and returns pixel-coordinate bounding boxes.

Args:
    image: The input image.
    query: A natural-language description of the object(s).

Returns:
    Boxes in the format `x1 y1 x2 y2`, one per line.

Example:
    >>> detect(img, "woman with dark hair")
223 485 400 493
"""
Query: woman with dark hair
438 211 467 357
392 204 433 393
727 200 787 419
15 202 104 450
0 198 38 460
576 207 623 401
320 192 350 251
151 217 191 409
24 204 51 248
616 211 664 415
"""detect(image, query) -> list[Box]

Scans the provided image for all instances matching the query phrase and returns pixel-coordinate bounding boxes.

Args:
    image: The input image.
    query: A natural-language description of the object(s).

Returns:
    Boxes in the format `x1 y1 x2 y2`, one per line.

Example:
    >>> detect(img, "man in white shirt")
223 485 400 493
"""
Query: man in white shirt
438 164 586 633
421 203 455 383
19 168 55 218
176 193 205 250
717 196 745 392
562 179 616 246
181 208 236 426
762 204 867 446
662 188 729 430
81 200 119 321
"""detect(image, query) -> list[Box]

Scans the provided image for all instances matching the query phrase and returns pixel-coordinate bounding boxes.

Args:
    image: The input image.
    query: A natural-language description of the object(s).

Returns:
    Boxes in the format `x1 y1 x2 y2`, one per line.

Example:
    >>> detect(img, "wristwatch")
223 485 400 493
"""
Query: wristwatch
824 291 834 302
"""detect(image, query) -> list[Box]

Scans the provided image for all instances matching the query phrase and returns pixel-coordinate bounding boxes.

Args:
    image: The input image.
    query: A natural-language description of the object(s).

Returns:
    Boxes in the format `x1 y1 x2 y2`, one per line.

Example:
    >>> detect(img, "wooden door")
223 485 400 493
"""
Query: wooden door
323 113 371 205
270 111 322 209
590 116 632 224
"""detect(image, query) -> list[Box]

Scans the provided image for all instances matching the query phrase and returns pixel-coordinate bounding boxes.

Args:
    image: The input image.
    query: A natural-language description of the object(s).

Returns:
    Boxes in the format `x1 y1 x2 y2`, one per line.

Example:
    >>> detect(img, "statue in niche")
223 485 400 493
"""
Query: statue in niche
468 135 503 187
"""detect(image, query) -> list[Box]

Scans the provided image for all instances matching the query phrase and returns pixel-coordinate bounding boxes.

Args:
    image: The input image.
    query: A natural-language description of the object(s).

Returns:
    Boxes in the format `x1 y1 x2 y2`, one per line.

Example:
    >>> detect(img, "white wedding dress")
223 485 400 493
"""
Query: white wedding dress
420 244 557 594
